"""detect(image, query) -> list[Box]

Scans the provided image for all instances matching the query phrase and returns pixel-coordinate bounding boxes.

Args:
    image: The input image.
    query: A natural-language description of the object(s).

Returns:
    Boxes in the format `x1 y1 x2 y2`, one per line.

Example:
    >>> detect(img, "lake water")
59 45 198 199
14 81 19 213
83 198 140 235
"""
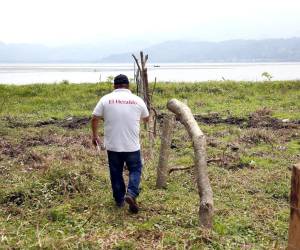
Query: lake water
0 62 300 84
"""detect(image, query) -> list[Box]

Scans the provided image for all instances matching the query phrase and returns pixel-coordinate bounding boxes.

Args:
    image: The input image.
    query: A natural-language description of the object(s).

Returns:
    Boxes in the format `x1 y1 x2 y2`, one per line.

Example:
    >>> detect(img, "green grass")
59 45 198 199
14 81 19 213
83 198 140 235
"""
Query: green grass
0 80 299 249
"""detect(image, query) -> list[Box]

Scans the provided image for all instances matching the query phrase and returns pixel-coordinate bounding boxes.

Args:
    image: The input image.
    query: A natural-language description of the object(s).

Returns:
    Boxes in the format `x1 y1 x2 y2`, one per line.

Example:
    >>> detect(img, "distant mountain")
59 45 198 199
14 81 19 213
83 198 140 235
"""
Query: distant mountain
0 41 148 63
101 38 300 63
1 38 300 63
0 43 103 63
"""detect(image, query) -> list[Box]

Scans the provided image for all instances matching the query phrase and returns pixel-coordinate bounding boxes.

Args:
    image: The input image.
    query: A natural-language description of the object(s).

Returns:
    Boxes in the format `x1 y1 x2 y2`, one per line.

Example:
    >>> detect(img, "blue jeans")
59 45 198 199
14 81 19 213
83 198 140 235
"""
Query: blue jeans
107 150 143 204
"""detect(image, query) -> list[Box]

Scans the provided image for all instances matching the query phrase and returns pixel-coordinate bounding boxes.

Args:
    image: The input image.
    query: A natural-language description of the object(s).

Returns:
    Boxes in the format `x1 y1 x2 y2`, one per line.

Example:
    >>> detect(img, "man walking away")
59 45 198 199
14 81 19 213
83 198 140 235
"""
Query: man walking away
91 74 149 213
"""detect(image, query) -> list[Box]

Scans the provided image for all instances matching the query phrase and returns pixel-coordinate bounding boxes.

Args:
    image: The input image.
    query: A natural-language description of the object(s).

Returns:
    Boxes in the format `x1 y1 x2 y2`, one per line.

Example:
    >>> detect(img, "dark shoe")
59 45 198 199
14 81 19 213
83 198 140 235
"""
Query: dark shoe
116 201 125 208
125 194 139 214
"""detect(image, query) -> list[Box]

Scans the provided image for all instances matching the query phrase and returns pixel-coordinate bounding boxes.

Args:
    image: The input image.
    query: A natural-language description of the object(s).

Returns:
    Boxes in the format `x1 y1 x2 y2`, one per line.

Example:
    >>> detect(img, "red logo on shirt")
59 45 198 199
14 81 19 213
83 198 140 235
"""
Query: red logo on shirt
109 99 137 105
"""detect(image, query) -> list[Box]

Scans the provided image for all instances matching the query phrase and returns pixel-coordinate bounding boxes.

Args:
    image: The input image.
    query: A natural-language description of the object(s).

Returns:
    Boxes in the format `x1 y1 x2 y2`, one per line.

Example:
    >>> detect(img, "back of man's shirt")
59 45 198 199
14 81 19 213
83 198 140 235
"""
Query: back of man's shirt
92 89 149 152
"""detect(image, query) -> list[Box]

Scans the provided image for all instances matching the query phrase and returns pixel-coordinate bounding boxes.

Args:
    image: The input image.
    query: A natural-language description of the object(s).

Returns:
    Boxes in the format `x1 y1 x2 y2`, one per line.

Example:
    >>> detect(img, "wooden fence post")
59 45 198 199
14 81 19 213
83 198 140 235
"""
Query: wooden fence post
288 162 300 250
156 114 173 189
167 98 213 228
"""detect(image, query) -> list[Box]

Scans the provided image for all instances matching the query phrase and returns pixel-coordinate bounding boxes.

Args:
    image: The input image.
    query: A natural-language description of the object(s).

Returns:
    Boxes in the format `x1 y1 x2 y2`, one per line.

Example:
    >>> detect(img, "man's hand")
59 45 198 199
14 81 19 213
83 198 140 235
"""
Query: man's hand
143 116 150 123
92 135 101 147
91 115 102 147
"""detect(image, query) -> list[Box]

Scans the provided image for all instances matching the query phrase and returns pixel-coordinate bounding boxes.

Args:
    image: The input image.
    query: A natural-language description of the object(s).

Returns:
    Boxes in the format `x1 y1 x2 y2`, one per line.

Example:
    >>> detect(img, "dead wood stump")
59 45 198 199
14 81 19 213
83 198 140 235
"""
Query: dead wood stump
288 162 300 249
156 114 173 188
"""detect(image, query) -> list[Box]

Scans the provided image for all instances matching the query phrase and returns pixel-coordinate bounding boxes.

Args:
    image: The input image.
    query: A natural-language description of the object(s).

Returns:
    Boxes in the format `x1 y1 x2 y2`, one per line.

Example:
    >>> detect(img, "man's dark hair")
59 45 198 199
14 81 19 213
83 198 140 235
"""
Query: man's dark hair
114 74 129 85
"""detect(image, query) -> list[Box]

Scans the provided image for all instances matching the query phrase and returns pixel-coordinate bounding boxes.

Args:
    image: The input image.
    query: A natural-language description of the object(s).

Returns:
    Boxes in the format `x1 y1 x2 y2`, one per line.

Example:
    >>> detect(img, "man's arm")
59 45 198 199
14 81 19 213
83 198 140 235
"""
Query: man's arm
91 115 102 146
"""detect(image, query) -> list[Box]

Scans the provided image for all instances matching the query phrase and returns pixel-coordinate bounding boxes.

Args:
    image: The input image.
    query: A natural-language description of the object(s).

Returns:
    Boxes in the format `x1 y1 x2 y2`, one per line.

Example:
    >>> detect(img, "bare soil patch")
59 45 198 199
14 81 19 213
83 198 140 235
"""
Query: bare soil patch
158 110 300 129
0 133 93 171
4 116 91 129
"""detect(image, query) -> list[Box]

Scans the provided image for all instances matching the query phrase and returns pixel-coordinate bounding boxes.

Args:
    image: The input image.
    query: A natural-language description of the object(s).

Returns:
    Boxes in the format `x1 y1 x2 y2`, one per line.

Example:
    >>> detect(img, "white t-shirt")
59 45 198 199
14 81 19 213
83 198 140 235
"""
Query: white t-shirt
92 89 149 152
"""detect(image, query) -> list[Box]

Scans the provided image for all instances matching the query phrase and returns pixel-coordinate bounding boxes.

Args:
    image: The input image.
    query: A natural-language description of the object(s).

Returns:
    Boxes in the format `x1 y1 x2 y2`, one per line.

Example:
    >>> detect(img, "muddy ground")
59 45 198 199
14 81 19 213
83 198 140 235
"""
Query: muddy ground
1 108 299 176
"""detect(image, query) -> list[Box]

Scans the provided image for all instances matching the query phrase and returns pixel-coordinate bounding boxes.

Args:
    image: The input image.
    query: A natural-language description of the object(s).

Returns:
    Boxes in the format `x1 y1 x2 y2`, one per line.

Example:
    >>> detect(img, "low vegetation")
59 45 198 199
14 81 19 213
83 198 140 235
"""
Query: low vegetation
0 80 299 249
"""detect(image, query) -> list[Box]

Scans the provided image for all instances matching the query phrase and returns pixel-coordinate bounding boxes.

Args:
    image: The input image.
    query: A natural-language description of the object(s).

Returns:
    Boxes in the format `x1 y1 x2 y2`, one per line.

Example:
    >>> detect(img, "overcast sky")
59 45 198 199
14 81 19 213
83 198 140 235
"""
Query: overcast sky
1 0 300 46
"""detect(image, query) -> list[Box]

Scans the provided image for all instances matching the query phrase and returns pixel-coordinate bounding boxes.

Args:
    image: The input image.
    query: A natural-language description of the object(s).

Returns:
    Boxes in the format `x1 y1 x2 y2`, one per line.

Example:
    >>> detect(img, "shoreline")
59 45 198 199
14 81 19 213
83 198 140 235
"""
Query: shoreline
1 79 300 86
1 62 300 84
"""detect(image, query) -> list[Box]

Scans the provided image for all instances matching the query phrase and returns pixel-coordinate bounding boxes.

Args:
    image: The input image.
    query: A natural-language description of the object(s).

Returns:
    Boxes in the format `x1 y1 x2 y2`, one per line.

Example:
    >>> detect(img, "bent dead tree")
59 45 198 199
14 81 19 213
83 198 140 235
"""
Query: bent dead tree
132 51 150 111
167 98 214 228
132 52 158 157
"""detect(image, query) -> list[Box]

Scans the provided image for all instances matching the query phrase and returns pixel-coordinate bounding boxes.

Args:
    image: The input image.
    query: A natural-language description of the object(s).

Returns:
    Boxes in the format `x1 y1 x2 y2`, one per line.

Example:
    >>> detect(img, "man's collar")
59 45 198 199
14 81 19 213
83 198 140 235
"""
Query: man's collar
113 89 131 93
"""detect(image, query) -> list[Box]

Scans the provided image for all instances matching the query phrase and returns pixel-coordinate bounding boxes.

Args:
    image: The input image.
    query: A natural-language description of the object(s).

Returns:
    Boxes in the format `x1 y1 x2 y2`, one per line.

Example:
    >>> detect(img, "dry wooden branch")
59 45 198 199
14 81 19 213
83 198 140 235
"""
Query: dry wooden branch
132 54 142 96
288 162 300 249
143 68 150 110
169 166 194 174
132 54 141 72
151 107 158 137
207 158 222 163
167 98 214 228
168 158 221 174
140 51 145 70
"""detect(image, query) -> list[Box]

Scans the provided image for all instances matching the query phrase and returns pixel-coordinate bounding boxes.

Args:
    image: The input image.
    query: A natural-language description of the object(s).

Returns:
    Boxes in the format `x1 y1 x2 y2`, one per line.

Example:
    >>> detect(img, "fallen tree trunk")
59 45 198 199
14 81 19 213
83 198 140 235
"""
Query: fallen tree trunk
167 98 213 228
